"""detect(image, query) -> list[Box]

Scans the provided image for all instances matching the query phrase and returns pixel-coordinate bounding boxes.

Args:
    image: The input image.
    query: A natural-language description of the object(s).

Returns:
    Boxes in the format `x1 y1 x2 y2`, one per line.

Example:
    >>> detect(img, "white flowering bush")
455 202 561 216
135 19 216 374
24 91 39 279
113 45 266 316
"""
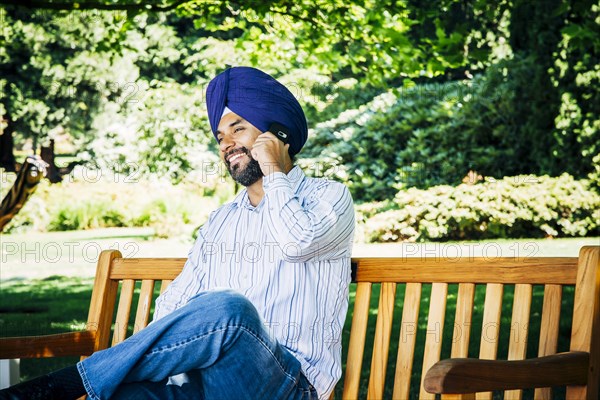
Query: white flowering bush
361 174 600 242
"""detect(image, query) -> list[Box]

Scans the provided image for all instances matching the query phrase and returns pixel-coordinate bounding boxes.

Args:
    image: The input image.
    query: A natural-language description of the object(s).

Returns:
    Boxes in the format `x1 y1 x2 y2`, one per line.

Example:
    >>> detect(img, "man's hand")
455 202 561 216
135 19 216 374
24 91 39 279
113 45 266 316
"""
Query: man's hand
251 131 291 176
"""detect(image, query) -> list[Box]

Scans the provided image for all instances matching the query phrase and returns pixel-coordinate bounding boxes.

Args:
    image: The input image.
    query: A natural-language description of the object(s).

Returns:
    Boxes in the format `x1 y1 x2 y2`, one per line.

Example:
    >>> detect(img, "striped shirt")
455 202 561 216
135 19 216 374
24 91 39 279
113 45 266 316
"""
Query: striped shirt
153 166 355 399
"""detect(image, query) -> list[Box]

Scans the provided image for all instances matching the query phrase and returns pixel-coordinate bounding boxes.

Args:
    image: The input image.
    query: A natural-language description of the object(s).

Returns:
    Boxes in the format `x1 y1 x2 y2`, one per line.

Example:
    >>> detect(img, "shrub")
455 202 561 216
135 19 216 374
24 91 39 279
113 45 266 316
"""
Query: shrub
363 174 600 242
49 201 126 231
2 171 228 237
300 57 598 203
301 82 450 201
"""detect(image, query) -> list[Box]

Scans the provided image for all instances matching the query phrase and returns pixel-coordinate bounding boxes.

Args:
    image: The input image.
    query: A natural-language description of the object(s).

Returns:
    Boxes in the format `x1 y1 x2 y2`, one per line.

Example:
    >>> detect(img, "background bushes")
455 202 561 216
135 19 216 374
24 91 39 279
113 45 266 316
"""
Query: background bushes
300 56 599 203
3 169 231 237
360 174 600 243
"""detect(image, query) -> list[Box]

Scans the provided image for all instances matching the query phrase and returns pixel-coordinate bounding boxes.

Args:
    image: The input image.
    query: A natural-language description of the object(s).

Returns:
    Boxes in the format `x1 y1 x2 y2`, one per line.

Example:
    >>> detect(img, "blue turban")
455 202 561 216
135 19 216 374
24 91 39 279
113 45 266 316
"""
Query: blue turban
206 67 308 157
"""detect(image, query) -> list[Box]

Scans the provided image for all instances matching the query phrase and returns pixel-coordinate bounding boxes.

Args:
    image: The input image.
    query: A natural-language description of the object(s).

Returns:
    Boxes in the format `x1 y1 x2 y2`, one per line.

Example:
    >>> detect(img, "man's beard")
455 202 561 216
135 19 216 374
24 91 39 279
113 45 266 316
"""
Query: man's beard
226 147 264 187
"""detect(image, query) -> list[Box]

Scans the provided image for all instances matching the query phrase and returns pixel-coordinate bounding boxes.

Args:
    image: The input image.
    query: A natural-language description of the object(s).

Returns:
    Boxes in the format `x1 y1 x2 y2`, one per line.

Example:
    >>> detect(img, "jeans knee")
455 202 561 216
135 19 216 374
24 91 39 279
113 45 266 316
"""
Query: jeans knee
188 289 260 326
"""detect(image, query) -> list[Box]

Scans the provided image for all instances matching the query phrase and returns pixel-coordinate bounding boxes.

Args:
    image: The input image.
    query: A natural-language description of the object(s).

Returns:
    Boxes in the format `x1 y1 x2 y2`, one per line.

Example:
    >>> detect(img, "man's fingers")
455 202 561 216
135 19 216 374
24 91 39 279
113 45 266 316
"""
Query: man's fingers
262 131 278 139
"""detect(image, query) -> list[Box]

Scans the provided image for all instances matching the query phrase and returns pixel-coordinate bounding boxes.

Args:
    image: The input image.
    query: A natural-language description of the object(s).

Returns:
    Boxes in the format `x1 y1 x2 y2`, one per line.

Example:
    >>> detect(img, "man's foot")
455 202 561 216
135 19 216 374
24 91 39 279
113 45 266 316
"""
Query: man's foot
0 374 63 400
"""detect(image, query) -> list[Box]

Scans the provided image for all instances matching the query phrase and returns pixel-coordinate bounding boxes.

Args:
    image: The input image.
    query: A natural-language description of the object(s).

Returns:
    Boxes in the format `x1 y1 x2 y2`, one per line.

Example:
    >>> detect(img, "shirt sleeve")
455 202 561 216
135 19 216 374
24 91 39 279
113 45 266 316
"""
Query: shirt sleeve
262 172 355 263
152 225 208 322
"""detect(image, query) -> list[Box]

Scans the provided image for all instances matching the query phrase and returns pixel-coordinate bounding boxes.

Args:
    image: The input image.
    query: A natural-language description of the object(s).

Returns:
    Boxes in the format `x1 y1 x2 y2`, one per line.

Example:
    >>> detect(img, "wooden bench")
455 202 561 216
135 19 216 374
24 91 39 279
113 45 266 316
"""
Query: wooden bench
1 246 598 399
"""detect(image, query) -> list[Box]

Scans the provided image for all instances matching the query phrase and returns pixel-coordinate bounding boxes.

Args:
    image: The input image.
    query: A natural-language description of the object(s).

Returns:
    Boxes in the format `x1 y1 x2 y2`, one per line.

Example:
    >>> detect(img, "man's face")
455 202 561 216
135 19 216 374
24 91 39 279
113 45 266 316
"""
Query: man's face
216 112 264 186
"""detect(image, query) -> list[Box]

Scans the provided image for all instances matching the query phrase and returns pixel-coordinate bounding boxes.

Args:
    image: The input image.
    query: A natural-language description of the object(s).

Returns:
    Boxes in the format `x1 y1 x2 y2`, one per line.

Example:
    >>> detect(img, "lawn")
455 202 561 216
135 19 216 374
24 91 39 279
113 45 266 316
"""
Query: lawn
1 233 595 398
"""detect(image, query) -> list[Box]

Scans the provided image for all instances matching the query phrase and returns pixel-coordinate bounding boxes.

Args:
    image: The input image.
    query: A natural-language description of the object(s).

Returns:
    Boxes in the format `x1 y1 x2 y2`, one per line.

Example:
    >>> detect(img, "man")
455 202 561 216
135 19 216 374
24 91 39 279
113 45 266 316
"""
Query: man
1 67 354 400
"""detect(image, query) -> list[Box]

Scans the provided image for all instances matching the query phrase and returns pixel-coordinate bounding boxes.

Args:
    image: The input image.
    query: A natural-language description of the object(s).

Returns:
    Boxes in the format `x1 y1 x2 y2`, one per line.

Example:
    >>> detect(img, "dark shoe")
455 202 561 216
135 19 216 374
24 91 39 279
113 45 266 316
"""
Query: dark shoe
0 375 63 400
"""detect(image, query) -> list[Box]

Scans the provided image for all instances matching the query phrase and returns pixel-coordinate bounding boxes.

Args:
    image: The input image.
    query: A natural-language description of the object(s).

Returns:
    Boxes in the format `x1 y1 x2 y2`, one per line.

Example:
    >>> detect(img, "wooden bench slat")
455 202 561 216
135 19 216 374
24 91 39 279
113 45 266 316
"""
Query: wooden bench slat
477 283 504 400
0 331 96 358
392 283 422 400
451 283 475 358
534 284 563 400
505 284 533 400
355 258 577 284
442 394 476 400
342 282 372 399
367 282 397 399
133 280 155 334
419 283 449 400
442 283 477 400
160 279 173 294
87 250 121 355
567 246 600 400
112 279 136 346
111 259 186 280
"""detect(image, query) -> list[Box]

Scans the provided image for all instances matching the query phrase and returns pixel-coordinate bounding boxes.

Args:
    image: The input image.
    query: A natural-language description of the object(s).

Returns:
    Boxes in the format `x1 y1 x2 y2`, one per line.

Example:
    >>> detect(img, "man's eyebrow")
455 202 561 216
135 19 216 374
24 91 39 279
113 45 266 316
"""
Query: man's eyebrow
216 118 244 135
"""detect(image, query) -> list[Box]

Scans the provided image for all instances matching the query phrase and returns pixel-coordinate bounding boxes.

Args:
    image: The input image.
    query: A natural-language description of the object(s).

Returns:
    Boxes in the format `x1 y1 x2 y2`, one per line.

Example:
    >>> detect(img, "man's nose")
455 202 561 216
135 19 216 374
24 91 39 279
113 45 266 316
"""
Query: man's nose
219 136 234 152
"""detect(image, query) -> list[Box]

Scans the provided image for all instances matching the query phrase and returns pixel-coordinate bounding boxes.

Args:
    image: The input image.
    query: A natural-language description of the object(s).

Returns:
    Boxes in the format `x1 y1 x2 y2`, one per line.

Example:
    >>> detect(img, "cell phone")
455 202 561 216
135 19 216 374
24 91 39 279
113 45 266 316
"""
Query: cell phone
268 122 290 144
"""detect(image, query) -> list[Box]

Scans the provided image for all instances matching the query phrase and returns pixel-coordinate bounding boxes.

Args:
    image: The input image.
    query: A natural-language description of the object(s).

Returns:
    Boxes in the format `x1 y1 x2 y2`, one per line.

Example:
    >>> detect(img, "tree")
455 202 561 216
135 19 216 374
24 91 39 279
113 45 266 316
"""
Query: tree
0 7 137 171
2 0 596 192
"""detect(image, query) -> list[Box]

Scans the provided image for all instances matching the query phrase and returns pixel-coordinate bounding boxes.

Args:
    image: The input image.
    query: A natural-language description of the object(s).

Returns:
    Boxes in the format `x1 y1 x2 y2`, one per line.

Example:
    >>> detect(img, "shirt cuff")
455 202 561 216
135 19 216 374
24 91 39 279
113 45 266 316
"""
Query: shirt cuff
263 171 293 193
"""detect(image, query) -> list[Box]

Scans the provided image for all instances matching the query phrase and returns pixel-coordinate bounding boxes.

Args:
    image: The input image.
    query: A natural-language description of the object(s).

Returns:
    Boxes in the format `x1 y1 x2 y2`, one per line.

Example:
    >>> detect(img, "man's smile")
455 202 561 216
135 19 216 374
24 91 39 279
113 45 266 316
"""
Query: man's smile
227 152 246 165
224 148 254 173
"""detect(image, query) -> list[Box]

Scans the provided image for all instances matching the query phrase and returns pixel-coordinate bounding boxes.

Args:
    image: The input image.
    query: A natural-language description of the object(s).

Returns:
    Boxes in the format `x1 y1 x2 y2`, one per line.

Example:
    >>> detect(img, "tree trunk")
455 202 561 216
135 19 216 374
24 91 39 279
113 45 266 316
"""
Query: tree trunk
40 139 62 183
0 156 48 231
0 122 17 172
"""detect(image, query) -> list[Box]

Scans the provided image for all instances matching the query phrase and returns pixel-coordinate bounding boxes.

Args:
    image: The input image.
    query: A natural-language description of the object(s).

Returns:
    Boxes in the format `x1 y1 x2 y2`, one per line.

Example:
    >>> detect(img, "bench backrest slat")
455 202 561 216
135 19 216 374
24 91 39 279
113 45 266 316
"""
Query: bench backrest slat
355 258 577 284
367 282 397 399
87 250 121 353
133 280 155 334
505 284 533 400
419 282 449 400
343 281 372 399
391 282 422 399
534 284 562 399
567 246 600 399
112 279 136 346
477 283 504 400
111 258 184 280
450 283 475 358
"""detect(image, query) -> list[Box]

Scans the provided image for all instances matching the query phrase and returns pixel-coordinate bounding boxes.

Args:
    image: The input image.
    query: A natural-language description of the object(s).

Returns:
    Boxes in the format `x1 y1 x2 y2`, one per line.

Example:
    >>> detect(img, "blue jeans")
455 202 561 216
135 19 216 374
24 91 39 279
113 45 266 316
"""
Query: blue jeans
77 290 318 400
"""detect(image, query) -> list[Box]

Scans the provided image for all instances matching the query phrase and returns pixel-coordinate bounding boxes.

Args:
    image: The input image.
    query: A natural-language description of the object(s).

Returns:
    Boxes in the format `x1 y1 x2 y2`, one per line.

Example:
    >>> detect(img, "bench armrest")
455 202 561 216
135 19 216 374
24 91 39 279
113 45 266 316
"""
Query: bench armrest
424 351 589 394
0 331 96 359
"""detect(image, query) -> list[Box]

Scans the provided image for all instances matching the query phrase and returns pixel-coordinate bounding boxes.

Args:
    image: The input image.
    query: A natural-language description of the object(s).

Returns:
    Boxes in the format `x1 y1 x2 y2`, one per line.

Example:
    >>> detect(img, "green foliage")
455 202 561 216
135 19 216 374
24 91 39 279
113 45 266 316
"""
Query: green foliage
0 8 135 147
87 81 216 182
49 201 126 231
362 174 600 243
1 0 512 162
2 172 228 237
551 3 600 184
299 80 471 201
301 53 599 203
2 0 598 201
181 0 507 83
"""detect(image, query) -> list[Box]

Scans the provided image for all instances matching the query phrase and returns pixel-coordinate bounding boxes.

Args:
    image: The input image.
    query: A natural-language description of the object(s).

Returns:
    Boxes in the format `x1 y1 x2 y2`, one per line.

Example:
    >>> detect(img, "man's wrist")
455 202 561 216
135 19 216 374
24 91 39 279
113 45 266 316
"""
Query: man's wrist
259 161 284 176
263 170 291 192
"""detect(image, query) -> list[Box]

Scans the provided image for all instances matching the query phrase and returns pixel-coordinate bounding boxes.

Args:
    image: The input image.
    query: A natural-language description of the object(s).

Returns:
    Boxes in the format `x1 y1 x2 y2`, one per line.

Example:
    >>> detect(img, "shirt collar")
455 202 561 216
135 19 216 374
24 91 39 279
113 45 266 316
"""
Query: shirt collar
231 166 306 209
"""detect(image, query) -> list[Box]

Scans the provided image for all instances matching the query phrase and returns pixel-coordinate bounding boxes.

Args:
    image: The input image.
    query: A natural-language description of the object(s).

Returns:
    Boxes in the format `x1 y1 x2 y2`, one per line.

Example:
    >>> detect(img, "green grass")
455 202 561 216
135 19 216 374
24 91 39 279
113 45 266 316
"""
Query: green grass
0 276 93 380
0 276 165 381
